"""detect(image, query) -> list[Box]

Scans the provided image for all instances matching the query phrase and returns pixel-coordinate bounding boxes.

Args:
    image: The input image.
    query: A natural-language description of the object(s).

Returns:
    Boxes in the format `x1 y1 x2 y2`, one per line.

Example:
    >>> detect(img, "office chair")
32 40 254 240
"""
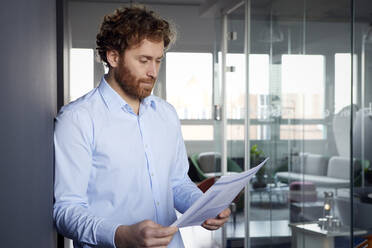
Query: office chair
190 152 243 182
355 234 372 248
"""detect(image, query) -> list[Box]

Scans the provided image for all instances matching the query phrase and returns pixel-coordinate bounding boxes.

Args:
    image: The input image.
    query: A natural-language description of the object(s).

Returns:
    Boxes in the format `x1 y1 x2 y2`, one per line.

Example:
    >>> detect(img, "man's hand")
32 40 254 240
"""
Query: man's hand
114 220 178 248
202 208 231 230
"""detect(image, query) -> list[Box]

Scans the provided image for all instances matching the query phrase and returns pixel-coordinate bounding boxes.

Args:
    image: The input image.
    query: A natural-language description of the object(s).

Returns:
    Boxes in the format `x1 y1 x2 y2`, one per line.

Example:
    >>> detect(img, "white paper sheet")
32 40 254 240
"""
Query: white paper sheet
172 157 269 228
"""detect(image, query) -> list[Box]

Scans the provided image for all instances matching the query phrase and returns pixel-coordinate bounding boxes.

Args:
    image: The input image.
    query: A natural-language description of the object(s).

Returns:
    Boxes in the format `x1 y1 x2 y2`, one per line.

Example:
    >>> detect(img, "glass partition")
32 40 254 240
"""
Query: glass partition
349 1 372 248
213 0 372 247
225 4 247 247
247 0 356 247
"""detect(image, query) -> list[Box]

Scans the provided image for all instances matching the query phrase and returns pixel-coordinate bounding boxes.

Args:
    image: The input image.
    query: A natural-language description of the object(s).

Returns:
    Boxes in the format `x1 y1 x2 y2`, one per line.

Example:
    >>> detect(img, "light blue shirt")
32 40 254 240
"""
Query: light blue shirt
54 77 203 248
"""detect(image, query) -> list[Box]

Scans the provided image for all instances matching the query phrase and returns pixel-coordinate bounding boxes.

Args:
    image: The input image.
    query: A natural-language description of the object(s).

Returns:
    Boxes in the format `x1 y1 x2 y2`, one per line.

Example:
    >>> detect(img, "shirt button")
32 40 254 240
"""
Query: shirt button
145 144 148 149
151 173 154 177
156 202 159 206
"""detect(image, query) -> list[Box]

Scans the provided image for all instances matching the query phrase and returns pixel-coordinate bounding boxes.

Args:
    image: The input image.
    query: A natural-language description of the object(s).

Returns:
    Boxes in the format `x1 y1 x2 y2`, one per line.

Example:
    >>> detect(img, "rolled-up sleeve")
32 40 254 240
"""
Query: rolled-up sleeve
53 108 120 247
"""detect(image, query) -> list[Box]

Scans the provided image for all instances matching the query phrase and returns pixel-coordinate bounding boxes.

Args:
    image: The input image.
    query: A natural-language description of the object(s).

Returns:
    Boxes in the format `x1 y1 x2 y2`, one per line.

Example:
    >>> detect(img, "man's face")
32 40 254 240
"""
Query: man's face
114 39 164 101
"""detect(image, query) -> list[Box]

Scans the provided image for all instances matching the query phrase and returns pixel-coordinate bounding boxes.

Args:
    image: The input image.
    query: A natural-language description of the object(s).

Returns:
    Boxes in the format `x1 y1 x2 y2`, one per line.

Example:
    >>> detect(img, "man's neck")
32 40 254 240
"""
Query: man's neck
105 73 140 115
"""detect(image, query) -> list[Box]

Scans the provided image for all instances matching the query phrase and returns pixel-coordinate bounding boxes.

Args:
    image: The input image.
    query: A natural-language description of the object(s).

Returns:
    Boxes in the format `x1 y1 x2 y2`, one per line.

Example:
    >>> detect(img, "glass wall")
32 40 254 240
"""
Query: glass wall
349 1 372 247
215 0 372 247
225 4 247 247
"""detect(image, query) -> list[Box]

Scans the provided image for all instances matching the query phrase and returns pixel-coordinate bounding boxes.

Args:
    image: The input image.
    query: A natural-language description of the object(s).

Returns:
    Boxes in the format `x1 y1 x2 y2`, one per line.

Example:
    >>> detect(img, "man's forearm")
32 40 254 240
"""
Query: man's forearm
114 225 132 248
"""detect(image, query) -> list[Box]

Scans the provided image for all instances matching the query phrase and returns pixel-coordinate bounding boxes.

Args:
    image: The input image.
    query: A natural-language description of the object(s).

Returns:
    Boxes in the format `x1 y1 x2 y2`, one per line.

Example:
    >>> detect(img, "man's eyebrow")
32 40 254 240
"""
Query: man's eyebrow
139 55 164 60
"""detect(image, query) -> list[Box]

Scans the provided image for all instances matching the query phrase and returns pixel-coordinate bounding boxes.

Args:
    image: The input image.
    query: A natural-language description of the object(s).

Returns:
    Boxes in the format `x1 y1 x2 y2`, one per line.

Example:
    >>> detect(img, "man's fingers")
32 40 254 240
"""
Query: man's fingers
140 220 177 238
143 220 162 228
152 226 178 238
141 246 168 248
202 223 219 230
142 226 177 239
202 208 231 230
218 208 231 218
141 235 174 247
204 217 228 226
138 223 177 248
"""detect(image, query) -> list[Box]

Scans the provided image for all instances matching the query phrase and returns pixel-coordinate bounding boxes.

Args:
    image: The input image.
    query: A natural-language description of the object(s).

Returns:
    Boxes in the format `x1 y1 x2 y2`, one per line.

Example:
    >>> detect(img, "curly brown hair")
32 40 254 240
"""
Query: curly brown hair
96 5 175 67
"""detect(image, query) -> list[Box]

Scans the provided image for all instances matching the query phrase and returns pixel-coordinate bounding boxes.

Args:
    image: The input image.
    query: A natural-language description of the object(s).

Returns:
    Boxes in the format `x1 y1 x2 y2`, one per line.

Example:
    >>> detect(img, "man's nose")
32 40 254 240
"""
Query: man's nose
147 62 158 79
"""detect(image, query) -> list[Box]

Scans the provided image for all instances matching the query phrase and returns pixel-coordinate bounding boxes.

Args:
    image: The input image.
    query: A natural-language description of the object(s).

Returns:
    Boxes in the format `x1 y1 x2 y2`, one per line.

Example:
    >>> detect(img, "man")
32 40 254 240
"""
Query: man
54 5 230 248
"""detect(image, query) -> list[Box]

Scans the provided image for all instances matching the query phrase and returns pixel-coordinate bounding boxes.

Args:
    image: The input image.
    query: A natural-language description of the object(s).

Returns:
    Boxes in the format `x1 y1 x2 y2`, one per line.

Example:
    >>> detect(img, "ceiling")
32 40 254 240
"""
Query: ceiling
250 0 372 23
205 0 372 23
71 0 372 22
70 0 205 5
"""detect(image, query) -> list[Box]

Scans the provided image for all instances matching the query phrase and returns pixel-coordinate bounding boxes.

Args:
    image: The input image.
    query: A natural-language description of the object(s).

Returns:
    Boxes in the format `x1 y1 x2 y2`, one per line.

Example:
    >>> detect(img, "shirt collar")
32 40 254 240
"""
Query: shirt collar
98 76 157 112
142 95 157 110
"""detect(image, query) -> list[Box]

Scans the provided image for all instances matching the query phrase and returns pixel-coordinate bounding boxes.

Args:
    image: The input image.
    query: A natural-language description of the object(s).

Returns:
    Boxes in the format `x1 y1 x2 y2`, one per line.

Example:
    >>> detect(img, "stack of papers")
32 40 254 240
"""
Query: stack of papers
172 157 269 228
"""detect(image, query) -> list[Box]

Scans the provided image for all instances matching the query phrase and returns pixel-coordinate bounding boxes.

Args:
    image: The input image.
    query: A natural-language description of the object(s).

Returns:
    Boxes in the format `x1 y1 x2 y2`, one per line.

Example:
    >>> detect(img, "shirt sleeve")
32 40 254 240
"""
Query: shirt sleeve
171 117 203 214
53 108 120 247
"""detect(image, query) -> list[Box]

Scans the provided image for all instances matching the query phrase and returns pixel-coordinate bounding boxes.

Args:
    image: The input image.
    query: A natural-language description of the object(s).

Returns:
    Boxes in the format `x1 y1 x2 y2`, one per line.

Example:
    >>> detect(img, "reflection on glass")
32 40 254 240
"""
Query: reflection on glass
213 0 371 246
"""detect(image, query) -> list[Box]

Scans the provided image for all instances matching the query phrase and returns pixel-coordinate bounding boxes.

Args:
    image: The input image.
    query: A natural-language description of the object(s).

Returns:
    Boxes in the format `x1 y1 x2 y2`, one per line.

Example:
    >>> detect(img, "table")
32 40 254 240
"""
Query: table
290 201 324 222
250 183 289 205
289 222 367 248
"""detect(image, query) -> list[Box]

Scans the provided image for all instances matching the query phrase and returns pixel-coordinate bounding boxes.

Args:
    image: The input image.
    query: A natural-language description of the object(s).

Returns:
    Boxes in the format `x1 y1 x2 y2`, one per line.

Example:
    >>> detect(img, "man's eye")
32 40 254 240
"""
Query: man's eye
140 60 147 63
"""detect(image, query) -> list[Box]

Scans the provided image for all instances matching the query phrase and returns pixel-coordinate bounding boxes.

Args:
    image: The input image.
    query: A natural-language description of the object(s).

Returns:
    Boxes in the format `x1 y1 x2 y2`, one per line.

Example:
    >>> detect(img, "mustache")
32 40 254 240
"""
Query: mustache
138 78 156 84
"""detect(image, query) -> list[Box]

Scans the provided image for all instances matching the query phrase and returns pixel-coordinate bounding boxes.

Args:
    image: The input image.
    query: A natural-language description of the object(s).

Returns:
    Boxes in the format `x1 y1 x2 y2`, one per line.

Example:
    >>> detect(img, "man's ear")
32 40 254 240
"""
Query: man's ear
106 50 120 68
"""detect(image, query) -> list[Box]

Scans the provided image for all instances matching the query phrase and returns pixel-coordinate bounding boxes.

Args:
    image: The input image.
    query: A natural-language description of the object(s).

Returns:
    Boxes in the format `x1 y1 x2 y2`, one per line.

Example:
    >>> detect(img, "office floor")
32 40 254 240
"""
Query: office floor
180 187 338 248
180 204 292 248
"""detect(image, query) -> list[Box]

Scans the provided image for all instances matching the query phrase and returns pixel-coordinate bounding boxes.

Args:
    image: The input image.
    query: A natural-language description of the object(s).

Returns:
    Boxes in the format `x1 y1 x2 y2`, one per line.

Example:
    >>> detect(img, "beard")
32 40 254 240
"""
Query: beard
114 60 155 101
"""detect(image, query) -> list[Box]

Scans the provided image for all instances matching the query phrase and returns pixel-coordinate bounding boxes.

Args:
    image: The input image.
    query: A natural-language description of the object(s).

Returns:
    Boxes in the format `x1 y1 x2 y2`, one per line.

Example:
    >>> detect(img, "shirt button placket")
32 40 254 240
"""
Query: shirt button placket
139 118 159 215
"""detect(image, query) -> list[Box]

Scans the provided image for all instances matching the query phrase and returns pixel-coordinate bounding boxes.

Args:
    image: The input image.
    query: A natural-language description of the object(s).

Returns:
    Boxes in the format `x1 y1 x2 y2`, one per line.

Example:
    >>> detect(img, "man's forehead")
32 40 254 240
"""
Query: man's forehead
126 39 164 58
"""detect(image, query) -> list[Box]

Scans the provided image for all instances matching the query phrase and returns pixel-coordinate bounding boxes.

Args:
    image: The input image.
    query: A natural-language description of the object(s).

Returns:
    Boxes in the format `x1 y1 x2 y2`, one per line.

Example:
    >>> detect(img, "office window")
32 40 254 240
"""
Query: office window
70 48 94 101
226 54 270 120
280 125 324 140
166 52 213 120
226 53 245 119
225 53 270 140
181 125 214 141
227 125 270 140
335 53 357 113
248 55 270 120
167 52 270 141
281 55 325 119
280 55 325 140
